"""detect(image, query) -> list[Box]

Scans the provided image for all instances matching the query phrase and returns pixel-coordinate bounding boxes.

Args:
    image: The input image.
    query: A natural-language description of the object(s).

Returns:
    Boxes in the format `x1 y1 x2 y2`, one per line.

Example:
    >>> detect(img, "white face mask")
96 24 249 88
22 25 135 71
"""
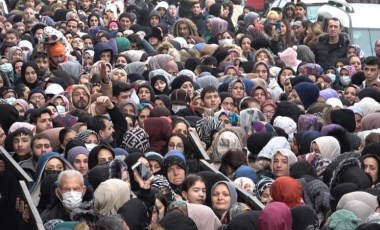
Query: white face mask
5 97 16 105
56 105 66 114
340 76 351 86
336 67 342 73
22 50 29 61
218 38 233 46
85 143 97 151
172 105 187 113
61 191 83 210
326 73 336 83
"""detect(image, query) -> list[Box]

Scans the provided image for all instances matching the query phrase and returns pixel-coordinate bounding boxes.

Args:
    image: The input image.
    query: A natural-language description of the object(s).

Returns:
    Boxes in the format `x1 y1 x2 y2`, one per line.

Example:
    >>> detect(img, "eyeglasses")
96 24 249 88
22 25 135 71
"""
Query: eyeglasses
263 110 275 114
99 157 113 165
30 95 45 100
168 142 184 150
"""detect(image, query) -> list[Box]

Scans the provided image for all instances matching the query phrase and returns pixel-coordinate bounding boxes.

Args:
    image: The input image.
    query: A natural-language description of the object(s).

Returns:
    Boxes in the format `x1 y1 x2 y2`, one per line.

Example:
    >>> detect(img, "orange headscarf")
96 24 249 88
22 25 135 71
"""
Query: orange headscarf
270 176 302 208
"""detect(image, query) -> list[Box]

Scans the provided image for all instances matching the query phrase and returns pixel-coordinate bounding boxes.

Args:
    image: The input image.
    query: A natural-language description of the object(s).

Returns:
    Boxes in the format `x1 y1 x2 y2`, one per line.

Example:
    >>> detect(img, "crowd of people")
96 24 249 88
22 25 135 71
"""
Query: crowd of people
0 0 380 229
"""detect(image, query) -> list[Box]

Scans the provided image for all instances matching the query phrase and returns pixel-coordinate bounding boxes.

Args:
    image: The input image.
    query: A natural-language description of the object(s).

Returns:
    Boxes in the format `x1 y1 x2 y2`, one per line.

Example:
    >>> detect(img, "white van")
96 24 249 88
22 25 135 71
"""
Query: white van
267 0 347 22
317 1 380 56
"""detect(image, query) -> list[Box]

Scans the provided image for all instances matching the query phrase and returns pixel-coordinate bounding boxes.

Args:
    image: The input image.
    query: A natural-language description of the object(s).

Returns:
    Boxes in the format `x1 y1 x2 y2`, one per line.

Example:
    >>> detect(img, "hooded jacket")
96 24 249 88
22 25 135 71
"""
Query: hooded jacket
69 84 92 111
30 152 73 205
93 42 114 64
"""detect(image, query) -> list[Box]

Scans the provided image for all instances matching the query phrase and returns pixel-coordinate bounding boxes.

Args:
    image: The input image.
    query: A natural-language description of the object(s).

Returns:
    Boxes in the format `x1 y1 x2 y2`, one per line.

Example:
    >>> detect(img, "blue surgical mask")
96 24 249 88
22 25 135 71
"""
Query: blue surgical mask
56 105 66 114
5 97 16 105
340 76 351 86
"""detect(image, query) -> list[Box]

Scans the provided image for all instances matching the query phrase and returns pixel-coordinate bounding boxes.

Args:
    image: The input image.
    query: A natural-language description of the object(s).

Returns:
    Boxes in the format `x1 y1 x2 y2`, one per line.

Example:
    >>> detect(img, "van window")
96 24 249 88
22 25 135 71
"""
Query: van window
352 28 380 57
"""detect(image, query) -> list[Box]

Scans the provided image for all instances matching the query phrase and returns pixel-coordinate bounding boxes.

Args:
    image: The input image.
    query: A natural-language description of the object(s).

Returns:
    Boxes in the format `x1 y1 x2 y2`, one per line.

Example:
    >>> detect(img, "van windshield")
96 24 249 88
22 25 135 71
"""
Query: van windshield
352 28 380 57
307 5 322 22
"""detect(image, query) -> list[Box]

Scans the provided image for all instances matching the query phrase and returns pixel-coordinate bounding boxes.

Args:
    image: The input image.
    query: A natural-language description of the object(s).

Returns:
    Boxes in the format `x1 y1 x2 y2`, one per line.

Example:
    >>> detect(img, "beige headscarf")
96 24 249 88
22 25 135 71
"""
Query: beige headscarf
94 179 131 217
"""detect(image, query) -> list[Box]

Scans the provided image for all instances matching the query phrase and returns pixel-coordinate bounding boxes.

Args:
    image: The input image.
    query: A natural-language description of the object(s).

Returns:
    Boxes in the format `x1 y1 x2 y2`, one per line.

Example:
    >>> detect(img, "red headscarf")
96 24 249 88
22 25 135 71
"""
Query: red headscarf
270 176 302 208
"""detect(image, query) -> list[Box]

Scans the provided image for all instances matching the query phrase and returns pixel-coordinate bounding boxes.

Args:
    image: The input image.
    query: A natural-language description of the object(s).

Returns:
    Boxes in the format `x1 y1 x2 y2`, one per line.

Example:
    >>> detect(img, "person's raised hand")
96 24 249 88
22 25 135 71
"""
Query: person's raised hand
96 96 114 110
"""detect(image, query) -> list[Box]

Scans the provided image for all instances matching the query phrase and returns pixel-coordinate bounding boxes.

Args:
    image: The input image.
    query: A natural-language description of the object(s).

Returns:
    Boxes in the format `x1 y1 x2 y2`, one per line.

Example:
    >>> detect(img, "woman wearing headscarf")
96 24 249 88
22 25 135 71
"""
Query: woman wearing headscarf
361 143 380 187
228 79 246 107
210 181 238 223
258 202 292 230
162 150 187 196
151 74 170 95
289 82 320 110
187 203 222 230
94 179 131 217
310 136 341 176
30 152 73 205
18 61 42 90
271 149 298 178
291 205 319 230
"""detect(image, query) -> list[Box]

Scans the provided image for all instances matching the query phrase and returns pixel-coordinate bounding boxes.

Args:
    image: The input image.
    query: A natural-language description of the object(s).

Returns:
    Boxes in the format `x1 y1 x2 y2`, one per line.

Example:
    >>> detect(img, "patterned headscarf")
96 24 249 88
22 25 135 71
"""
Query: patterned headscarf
120 127 150 153
253 178 273 200
195 116 224 145
75 129 99 145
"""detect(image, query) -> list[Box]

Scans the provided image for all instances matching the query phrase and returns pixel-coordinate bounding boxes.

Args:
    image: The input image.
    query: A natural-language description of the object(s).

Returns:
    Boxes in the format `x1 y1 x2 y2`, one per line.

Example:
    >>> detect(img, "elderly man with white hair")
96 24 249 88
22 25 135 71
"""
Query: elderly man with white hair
40 170 87 223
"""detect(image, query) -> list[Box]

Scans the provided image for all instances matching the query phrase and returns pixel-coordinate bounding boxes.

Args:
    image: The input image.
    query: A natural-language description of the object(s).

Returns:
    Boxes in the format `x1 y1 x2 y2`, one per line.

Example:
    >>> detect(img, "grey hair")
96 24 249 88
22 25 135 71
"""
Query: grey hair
96 214 126 230
57 169 84 189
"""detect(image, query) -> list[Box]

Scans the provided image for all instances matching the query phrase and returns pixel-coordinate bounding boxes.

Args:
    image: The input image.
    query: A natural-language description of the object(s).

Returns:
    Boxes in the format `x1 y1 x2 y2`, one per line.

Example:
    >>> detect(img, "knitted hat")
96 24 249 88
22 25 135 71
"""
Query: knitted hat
330 109 356 133
244 12 259 25
328 209 361 230
279 47 298 67
67 146 90 165
121 128 150 153
28 89 46 101
48 42 65 57
145 151 163 166
163 150 186 176
171 75 193 91
213 48 230 64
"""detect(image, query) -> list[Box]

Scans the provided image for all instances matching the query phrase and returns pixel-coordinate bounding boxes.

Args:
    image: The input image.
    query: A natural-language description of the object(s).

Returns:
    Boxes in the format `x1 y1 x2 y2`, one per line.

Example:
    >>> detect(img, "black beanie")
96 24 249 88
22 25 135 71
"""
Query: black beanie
351 71 365 87
213 48 230 64
171 75 193 91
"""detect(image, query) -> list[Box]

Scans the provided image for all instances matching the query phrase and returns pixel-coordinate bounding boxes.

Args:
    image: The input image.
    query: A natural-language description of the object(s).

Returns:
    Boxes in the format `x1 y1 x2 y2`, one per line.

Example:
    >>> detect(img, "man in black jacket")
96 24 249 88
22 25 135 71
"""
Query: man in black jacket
313 17 350 69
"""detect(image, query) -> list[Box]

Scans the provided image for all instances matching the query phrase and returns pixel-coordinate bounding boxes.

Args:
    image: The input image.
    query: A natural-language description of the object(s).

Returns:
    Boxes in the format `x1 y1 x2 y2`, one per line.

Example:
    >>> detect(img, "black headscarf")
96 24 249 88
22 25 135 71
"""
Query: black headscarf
124 152 145 192
19 61 41 90
118 198 150 230
291 205 319 230
227 211 260 230
160 211 198 230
